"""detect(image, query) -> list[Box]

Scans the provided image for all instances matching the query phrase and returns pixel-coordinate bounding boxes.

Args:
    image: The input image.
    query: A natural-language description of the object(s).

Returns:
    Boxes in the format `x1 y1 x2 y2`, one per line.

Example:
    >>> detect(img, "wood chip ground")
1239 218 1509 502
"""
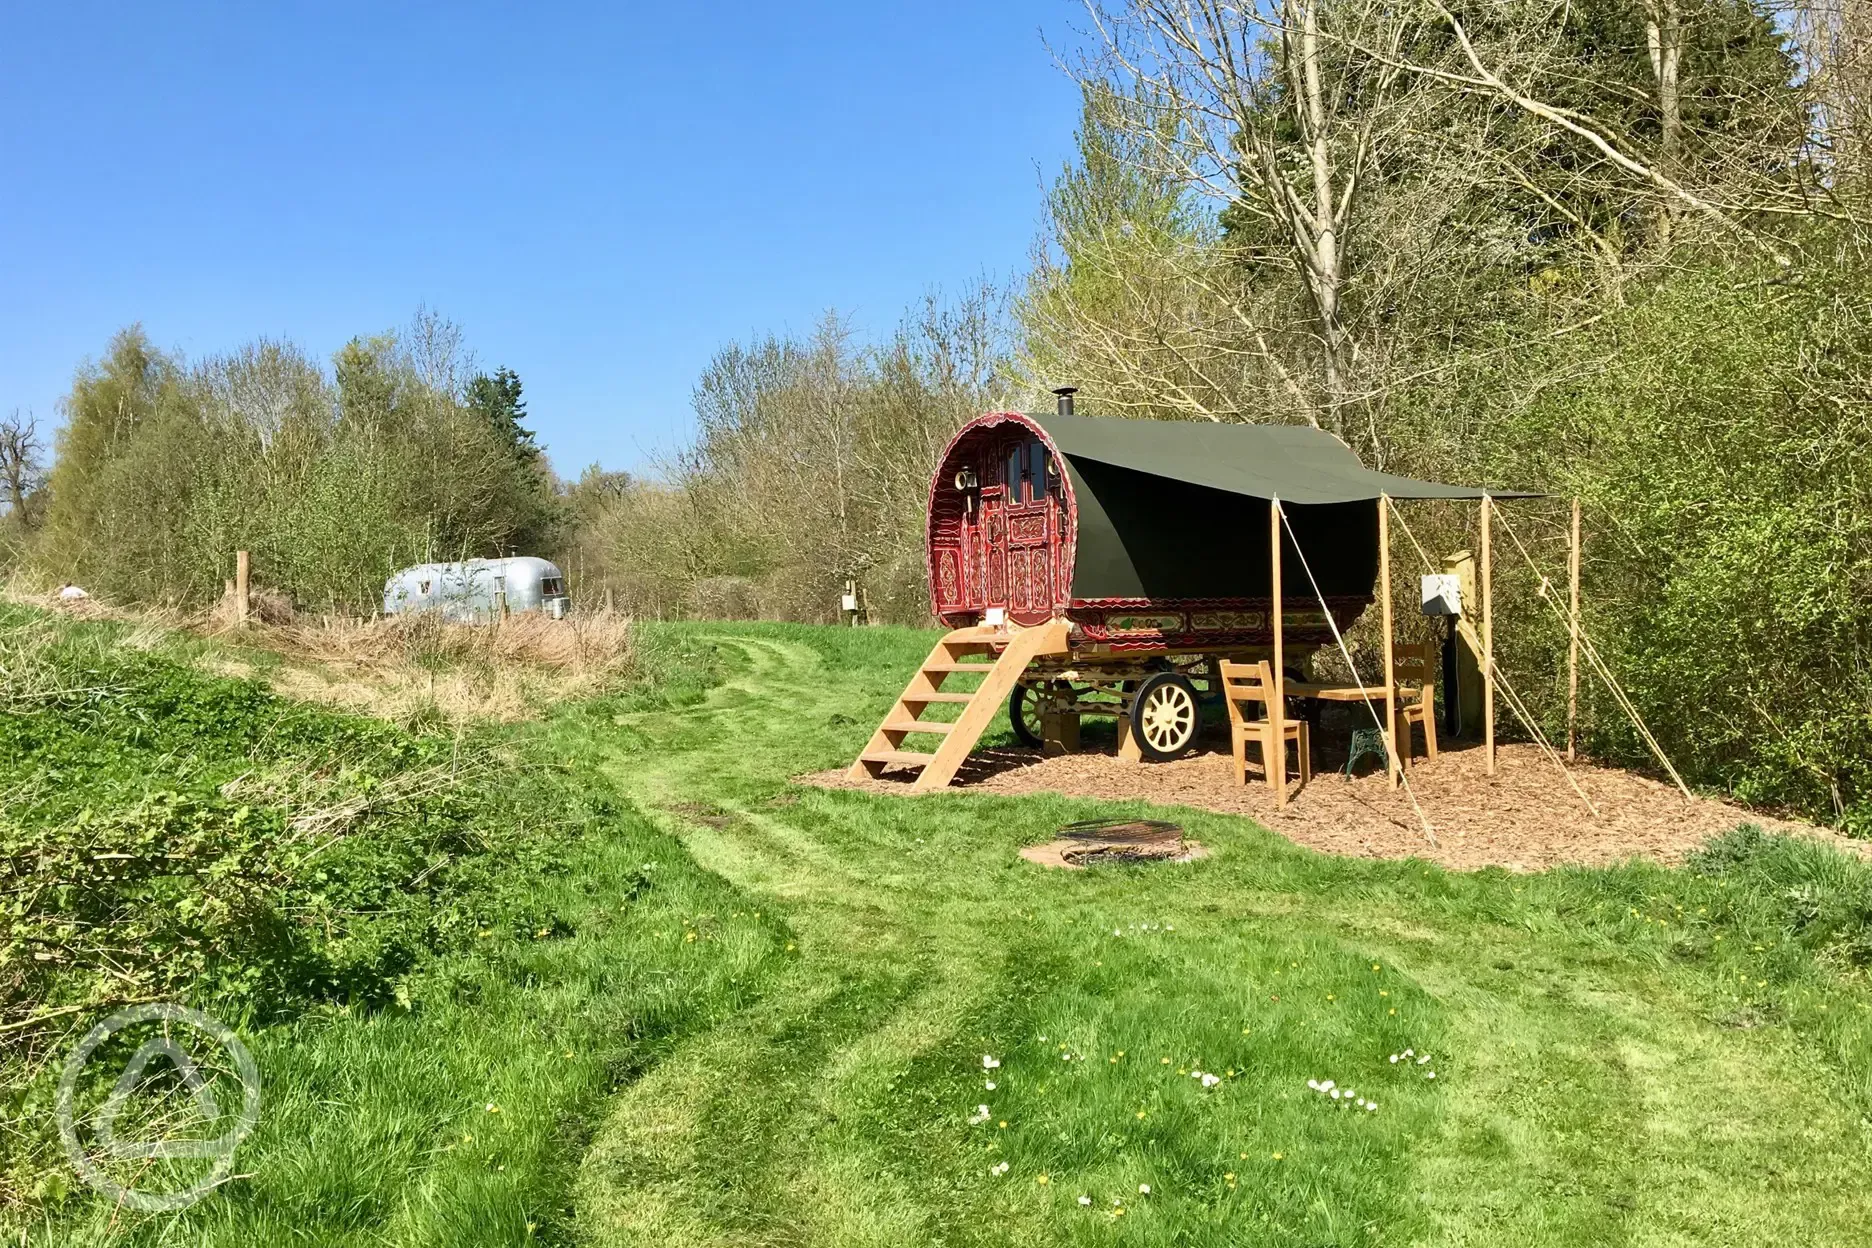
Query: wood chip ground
805 739 1864 873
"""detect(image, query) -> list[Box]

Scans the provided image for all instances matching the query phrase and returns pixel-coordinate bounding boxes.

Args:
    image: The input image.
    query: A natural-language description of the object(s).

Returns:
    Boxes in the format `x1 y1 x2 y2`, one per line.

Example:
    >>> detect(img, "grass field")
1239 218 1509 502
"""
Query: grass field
12 617 1872 1246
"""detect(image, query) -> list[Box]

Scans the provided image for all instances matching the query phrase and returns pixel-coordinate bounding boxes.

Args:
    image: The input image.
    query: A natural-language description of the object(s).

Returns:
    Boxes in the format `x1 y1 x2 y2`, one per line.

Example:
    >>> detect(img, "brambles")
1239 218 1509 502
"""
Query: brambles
0 604 582 1050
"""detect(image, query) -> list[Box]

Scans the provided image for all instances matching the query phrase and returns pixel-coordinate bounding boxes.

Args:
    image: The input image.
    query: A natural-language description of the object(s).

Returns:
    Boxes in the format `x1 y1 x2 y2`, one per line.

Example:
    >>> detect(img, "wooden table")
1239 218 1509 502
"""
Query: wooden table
1284 681 1400 708
1282 681 1403 783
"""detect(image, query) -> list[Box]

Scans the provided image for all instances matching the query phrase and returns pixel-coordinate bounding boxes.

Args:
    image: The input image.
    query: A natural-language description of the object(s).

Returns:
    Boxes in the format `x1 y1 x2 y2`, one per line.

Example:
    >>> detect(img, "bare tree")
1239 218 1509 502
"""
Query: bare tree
0 409 45 528
1068 0 1434 438
1799 0 1872 181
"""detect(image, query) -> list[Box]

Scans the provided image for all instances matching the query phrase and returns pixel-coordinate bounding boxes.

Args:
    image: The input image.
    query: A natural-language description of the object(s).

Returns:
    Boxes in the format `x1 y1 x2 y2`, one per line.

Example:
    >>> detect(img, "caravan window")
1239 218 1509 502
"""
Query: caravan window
542 577 565 597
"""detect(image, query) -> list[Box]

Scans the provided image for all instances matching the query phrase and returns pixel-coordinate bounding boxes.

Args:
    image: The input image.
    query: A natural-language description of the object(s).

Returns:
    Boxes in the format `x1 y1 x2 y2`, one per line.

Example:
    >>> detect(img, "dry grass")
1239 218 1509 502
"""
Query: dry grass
248 610 637 724
2 581 635 725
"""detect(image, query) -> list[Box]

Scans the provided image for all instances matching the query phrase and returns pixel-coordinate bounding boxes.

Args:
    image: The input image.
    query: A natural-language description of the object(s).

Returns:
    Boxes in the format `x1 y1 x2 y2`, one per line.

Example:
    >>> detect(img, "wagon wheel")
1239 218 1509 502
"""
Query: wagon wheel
1009 682 1046 748
1010 680 1070 748
1130 671 1201 761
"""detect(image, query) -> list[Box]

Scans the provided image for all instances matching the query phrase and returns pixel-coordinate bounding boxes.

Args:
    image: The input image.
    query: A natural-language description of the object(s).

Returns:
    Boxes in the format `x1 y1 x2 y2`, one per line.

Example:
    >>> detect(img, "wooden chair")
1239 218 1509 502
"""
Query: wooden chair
1392 642 1438 766
1218 660 1310 800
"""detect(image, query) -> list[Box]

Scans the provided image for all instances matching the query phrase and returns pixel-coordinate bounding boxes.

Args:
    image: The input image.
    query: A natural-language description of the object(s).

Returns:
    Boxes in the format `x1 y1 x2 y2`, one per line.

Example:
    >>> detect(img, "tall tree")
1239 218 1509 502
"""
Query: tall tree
0 410 45 528
465 366 541 465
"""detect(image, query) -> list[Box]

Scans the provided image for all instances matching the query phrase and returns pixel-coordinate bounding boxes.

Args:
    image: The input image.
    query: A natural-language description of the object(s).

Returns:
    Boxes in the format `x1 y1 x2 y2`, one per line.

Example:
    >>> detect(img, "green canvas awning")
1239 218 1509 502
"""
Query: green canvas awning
1028 412 1538 504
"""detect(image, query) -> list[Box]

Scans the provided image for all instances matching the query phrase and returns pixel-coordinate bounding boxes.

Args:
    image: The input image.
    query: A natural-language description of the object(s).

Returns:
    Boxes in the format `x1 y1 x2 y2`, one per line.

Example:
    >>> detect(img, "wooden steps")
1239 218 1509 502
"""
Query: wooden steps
862 750 937 766
849 620 1071 791
881 720 955 734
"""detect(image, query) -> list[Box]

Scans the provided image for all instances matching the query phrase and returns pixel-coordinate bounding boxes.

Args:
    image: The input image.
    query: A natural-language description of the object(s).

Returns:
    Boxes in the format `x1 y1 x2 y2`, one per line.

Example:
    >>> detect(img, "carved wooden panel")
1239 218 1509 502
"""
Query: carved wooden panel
1009 512 1047 543
937 550 959 609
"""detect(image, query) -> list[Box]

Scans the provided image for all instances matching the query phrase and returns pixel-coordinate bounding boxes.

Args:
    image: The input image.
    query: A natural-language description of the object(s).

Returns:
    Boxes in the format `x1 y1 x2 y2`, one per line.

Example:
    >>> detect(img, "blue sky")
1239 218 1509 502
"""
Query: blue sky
0 2 1082 476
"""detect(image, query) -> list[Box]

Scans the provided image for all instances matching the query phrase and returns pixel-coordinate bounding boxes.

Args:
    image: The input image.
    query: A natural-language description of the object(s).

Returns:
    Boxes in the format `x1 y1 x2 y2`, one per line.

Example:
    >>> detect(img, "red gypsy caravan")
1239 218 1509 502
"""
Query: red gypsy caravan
850 390 1522 791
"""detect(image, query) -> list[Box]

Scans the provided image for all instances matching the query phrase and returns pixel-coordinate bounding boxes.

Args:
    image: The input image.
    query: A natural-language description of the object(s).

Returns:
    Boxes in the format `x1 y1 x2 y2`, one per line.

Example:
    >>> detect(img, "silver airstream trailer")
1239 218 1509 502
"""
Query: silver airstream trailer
382 556 570 624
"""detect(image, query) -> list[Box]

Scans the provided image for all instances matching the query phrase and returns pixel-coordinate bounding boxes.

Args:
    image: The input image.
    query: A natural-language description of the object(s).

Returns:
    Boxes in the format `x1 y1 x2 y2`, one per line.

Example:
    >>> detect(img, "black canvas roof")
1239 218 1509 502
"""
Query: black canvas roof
1027 412 1536 504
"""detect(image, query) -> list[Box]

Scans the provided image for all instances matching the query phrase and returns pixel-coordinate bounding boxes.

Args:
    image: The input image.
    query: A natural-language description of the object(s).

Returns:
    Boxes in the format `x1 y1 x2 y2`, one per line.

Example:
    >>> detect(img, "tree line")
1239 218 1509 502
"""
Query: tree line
3 311 555 611
4 0 1870 825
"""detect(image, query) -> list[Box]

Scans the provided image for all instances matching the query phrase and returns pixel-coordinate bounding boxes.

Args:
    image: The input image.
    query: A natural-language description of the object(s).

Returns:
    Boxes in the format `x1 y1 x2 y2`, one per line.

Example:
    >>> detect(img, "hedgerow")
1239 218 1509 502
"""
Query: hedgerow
0 603 589 1042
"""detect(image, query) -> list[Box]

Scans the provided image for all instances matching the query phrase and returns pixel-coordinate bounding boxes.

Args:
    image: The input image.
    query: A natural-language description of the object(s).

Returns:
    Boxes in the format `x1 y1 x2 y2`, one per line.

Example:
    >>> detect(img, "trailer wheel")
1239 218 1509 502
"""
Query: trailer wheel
1009 683 1045 748
1130 671 1201 761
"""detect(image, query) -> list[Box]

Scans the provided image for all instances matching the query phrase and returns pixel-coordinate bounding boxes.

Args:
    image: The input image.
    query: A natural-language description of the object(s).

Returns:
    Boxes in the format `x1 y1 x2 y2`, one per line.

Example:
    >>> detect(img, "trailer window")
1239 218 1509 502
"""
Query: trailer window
1029 441 1049 500
542 577 565 597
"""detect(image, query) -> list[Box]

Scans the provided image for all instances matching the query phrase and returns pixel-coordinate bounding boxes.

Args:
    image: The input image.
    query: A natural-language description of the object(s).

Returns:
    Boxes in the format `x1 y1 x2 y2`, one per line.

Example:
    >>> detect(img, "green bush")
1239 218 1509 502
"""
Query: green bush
1387 247 1872 825
0 605 582 1037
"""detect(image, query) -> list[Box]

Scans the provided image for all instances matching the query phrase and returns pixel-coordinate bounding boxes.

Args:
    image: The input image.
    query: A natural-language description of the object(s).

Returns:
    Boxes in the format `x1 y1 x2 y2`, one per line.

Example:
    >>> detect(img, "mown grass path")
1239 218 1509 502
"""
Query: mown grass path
563 624 1872 1248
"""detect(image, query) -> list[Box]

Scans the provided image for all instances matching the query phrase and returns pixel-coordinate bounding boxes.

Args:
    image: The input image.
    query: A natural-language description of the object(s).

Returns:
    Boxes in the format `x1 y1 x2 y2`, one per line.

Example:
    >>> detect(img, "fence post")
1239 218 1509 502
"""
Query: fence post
235 550 251 628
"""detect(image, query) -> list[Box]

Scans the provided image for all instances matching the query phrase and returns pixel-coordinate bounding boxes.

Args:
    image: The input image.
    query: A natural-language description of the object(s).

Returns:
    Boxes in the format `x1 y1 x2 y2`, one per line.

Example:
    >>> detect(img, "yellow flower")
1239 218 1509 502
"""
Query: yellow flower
1037 1175 1049 1185
1388 1008 1397 1015
1161 1057 1171 1065
1273 1152 1284 1160
999 1121 1008 1129
1136 1110 1147 1119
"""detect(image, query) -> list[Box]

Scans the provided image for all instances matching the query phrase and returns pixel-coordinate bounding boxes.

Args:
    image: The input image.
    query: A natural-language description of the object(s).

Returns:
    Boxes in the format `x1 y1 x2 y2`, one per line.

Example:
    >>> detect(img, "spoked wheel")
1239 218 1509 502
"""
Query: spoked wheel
1009 682 1046 747
1130 671 1201 761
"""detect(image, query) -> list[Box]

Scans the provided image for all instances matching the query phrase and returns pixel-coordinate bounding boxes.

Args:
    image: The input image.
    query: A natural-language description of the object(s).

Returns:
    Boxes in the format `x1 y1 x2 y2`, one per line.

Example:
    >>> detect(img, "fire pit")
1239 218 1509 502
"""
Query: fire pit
1020 818 1208 870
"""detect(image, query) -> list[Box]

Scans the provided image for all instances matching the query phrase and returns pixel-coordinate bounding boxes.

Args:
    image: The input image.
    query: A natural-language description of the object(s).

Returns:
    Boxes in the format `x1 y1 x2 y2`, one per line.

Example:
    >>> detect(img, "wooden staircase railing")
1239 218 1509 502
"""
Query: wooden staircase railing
848 620 1070 791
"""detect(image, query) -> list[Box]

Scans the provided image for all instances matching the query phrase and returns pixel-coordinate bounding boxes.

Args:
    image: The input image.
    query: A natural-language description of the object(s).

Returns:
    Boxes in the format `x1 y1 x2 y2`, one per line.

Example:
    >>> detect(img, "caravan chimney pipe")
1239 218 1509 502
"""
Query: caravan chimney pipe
1052 386 1077 416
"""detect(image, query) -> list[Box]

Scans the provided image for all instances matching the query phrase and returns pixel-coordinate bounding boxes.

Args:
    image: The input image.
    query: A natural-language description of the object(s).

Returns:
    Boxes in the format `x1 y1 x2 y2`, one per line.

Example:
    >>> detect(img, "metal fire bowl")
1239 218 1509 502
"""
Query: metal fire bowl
1056 818 1186 863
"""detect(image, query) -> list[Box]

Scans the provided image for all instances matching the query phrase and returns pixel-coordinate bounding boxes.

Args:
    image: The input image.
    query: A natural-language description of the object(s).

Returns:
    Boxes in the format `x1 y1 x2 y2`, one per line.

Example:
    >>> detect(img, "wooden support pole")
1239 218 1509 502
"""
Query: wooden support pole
1270 498 1287 808
1379 494 1398 787
1480 495 1495 776
235 550 251 628
1567 496 1581 763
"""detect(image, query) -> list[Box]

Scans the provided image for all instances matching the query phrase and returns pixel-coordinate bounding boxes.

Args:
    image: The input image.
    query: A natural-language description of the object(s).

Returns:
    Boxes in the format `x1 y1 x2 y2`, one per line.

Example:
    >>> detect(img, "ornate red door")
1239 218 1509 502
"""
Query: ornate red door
978 477 1007 610
1003 434 1060 624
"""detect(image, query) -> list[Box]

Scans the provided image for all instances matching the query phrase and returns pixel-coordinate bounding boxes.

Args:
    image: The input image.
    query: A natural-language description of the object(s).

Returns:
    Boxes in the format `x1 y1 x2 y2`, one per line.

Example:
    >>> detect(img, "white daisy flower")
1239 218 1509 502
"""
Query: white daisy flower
969 1105 991 1124
1307 1079 1321 1090
983 1055 1000 1070
1426 1071 1437 1079
1330 1088 1342 1099
1138 1184 1151 1195
985 1080 996 1090
1417 1054 1432 1065
1365 1102 1378 1112
1078 1195 1092 1206
1201 1073 1221 1088
1389 1054 1399 1064
990 1161 1010 1176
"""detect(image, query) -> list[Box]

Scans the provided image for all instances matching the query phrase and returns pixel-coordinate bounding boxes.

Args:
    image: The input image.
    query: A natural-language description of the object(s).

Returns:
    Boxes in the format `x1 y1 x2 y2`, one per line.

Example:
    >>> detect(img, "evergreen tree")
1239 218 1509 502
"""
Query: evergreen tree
465 367 541 466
